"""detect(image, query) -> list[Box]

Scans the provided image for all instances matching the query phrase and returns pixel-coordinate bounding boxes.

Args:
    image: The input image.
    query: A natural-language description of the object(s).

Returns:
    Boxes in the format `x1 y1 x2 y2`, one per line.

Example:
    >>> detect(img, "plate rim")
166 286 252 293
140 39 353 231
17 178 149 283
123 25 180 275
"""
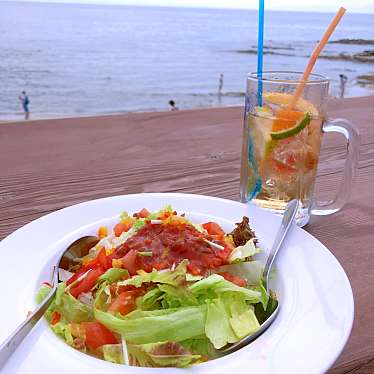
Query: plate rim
0 192 354 373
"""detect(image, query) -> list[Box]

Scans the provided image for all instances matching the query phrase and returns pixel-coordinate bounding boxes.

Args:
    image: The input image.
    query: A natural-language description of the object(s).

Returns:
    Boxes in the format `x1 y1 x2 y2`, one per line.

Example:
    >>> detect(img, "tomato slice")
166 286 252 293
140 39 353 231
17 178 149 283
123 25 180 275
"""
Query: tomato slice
120 249 138 275
81 322 118 350
69 267 105 298
202 222 225 236
66 266 87 286
50 311 61 325
134 208 150 218
218 272 247 287
113 222 132 237
96 248 110 270
108 291 137 315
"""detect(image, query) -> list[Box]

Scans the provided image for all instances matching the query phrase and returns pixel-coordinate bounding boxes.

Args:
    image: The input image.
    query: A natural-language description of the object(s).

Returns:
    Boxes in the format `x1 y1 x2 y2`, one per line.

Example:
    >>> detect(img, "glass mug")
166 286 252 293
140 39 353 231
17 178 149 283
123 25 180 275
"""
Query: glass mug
240 71 360 226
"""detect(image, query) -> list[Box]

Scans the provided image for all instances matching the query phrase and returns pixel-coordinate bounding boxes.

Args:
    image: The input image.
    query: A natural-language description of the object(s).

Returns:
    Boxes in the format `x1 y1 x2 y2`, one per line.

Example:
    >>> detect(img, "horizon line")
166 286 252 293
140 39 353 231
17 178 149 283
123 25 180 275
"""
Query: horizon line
5 0 374 14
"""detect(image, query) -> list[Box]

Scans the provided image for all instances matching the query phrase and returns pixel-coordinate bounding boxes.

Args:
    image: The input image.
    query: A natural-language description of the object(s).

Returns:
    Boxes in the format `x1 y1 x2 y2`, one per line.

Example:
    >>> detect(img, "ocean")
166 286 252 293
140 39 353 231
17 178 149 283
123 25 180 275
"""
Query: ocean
0 1 373 120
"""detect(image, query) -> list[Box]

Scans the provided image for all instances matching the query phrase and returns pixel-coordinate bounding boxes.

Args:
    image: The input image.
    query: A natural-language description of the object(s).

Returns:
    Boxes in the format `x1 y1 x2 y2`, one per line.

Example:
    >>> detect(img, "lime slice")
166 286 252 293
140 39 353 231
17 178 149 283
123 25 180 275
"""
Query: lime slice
270 113 311 140
263 92 319 117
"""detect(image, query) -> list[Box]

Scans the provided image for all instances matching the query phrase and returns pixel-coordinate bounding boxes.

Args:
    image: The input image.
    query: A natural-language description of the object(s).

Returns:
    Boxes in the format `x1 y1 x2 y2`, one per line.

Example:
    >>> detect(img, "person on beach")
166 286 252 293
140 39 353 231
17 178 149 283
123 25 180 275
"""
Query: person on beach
339 74 348 99
218 73 224 95
19 91 30 119
169 100 179 111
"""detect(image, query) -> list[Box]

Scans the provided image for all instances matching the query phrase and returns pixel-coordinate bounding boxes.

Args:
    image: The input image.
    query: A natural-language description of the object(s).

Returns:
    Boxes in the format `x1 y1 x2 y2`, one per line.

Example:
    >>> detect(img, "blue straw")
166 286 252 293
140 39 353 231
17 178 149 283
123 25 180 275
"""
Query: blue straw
257 0 265 106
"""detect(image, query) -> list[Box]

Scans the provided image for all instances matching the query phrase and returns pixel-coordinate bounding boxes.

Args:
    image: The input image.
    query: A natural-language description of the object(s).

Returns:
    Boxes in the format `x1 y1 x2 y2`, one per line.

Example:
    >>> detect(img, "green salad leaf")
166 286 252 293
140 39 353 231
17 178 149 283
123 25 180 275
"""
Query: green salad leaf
189 274 262 303
95 304 207 344
180 337 218 358
117 260 188 288
36 284 52 305
205 294 260 349
101 344 125 364
157 284 198 308
228 238 260 263
51 318 74 346
55 283 93 323
254 294 279 325
98 268 129 284
128 341 200 368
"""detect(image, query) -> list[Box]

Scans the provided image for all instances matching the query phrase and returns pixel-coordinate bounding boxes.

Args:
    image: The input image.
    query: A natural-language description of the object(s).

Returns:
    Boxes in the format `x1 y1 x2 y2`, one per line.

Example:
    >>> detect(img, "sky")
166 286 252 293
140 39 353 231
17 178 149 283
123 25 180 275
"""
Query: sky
12 0 374 13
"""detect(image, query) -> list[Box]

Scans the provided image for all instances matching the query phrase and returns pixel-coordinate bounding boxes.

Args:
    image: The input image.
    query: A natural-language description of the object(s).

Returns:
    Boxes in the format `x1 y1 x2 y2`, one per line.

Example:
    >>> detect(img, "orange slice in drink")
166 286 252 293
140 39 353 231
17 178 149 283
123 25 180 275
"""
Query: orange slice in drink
270 111 311 140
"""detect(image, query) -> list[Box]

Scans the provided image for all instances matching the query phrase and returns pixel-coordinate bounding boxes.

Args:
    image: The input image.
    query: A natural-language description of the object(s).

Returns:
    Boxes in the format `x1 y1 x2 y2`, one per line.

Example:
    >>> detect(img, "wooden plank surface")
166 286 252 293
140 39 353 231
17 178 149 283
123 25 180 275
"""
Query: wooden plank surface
1 95 373 373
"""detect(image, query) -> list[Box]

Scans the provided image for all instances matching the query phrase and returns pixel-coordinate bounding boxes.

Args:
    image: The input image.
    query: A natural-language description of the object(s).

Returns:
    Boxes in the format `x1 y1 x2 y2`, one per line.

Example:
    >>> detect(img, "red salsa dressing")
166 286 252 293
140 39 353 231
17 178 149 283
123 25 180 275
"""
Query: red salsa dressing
112 222 233 275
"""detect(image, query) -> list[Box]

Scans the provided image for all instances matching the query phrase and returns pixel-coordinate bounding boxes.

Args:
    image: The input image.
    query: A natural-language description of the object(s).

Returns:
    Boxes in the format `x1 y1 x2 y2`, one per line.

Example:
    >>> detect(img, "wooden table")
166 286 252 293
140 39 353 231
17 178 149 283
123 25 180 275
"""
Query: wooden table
1 96 373 373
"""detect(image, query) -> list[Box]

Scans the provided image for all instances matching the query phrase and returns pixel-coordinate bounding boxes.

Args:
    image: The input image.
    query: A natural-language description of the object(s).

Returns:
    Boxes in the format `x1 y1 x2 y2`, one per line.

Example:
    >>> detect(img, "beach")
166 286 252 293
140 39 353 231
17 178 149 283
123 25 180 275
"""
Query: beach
1 2 373 121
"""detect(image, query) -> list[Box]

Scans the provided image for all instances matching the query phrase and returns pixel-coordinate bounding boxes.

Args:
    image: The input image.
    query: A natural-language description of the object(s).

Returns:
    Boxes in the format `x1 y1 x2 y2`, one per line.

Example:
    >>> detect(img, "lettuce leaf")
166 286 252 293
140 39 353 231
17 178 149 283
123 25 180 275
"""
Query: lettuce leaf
254 294 279 325
205 298 237 349
128 341 200 368
36 284 52 304
180 337 217 358
117 260 188 288
55 283 93 323
101 344 125 364
249 279 269 310
205 294 260 349
98 268 129 284
95 304 207 344
189 274 262 303
140 287 164 310
157 284 198 308
228 239 260 263
218 260 263 285
51 319 74 346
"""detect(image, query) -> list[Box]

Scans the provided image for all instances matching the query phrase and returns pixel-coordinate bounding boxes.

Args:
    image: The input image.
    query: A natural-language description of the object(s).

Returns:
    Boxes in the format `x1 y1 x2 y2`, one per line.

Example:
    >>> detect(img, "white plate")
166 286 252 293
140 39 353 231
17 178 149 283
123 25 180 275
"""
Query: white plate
0 193 354 374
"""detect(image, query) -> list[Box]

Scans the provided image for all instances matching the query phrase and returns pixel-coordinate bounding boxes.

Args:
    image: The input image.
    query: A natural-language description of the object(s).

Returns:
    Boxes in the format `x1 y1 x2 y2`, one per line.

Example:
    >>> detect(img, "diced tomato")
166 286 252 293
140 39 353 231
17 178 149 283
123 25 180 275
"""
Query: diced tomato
66 266 87 286
96 248 110 270
108 291 137 315
187 262 202 276
218 272 247 287
134 208 150 218
120 249 138 275
113 222 132 237
81 322 118 350
50 311 61 326
69 267 105 298
202 222 225 236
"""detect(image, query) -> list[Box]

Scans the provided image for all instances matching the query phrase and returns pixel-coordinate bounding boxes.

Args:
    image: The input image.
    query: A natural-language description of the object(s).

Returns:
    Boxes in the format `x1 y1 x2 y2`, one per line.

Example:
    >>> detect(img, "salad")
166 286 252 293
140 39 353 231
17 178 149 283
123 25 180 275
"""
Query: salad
37 205 277 367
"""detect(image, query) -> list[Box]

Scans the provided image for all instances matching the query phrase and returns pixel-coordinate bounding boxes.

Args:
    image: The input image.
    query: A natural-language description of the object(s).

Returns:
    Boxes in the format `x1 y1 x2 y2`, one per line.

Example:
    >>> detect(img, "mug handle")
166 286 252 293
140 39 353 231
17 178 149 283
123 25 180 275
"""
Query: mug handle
311 118 360 216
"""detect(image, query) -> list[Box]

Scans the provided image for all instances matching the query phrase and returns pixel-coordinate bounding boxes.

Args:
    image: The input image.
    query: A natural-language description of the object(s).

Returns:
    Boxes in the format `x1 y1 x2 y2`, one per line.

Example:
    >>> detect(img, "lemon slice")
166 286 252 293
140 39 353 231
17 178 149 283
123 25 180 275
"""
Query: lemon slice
263 92 319 117
270 113 311 140
248 114 274 161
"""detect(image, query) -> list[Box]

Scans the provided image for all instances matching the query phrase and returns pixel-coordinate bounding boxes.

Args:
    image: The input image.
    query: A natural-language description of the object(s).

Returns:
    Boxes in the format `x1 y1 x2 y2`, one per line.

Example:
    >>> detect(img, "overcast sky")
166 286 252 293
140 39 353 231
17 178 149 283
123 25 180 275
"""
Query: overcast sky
13 0 374 13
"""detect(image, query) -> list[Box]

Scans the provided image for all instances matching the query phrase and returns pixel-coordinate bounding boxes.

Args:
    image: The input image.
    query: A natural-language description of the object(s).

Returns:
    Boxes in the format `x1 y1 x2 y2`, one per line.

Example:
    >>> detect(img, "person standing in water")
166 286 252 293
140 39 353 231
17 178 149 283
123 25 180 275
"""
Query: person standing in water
19 91 30 119
218 73 224 105
218 73 224 95
168 100 179 111
339 74 348 99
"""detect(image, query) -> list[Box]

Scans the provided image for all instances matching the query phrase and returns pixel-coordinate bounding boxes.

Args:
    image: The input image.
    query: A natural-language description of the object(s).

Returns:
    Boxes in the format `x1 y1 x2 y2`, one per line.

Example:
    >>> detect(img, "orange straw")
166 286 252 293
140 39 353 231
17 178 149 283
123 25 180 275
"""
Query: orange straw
289 6 346 109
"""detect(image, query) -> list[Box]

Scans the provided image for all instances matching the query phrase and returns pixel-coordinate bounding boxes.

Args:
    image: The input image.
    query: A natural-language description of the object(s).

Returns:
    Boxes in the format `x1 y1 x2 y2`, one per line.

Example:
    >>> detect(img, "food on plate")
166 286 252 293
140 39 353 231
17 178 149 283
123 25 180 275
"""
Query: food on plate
37 205 277 367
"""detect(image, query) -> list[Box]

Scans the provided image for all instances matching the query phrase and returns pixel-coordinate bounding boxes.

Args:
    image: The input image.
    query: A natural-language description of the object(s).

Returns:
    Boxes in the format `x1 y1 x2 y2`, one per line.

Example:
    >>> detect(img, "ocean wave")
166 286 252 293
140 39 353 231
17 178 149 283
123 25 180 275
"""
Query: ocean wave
233 49 295 57
357 74 374 86
329 39 374 45
251 45 295 51
319 50 374 63
191 92 244 97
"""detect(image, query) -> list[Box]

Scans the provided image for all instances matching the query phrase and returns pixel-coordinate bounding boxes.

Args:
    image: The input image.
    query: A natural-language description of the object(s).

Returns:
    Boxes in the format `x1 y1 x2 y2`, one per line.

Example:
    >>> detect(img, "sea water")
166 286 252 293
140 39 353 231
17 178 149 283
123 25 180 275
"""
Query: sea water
0 1 373 120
